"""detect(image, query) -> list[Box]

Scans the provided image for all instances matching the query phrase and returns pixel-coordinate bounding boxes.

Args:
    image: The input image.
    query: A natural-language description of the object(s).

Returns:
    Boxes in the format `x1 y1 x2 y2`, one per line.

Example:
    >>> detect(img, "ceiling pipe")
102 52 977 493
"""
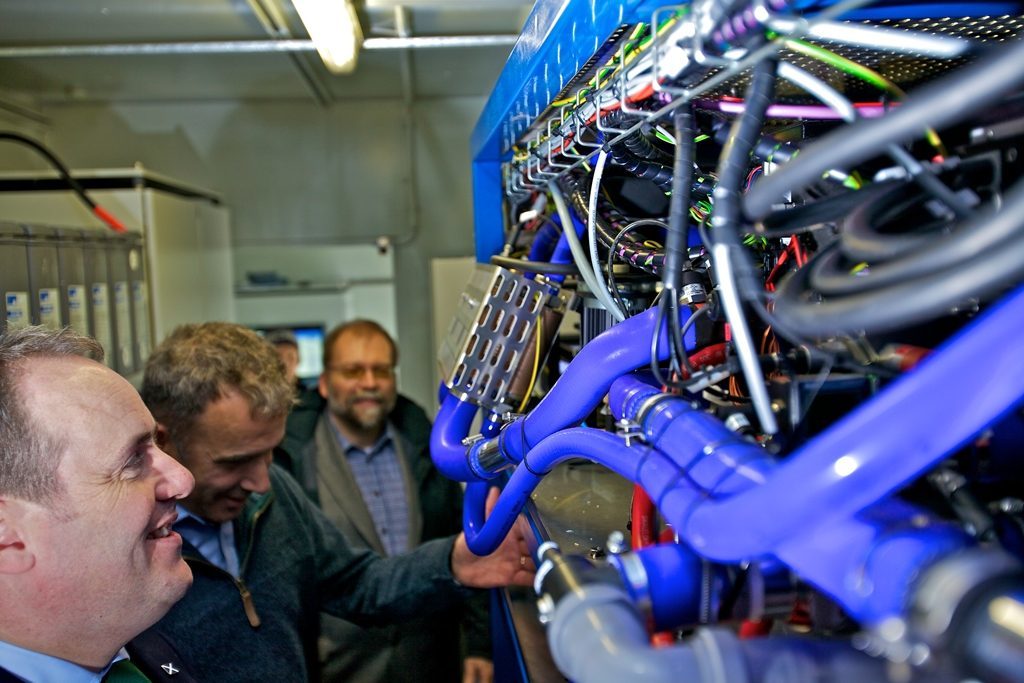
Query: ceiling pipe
0 35 518 59
244 0 332 105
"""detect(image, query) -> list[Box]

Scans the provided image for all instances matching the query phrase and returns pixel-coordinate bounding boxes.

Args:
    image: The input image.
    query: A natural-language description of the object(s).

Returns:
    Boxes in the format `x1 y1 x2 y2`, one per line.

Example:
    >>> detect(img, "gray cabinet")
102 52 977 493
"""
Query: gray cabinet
0 166 233 379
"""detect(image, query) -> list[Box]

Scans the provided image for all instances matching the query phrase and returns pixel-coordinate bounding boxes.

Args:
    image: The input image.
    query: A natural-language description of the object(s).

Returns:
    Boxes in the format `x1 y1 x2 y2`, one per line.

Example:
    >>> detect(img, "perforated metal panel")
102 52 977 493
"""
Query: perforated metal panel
438 264 563 412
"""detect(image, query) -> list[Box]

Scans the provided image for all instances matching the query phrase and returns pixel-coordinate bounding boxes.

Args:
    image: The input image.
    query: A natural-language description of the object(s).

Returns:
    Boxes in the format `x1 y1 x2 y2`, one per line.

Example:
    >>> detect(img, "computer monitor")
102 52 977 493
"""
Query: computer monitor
254 323 325 382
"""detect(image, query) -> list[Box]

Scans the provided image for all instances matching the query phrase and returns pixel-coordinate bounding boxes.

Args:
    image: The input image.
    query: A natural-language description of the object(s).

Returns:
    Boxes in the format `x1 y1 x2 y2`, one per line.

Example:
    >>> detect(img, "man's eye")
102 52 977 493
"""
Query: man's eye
124 449 148 472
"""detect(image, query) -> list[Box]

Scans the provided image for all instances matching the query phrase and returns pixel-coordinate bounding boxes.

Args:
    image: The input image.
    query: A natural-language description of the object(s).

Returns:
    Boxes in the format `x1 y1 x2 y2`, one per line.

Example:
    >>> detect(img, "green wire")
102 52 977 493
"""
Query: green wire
784 38 947 156
785 39 890 92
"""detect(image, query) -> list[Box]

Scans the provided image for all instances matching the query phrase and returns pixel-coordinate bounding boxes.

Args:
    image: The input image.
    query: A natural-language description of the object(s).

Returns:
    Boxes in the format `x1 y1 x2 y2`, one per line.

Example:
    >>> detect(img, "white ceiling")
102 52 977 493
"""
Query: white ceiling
0 0 533 105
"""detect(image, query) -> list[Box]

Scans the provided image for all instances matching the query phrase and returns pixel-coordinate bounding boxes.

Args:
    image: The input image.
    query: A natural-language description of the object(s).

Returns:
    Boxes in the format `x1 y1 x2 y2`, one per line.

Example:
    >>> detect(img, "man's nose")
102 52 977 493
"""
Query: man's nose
154 448 195 501
240 454 272 494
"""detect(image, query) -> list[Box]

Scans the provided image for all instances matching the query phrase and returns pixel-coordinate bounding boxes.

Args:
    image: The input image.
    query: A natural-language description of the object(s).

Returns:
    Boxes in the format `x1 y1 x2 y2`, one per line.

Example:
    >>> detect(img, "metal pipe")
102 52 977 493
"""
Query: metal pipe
0 35 518 59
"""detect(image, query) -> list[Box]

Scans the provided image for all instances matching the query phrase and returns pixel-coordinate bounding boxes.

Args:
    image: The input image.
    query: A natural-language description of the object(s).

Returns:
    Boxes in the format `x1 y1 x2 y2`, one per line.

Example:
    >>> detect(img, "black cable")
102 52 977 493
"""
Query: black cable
755 180 900 238
0 131 126 232
703 54 846 357
837 181 949 263
608 149 675 192
566 174 667 274
650 296 673 388
680 304 712 360
607 218 667 314
895 150 974 221
666 297 686 376
490 255 580 275
673 303 713 377
711 56 779 305
712 120 799 165
807 172 1024 299
744 40 1024 221
665 105 697 374
697 213 713 249
772 178 1024 336
0 131 94 209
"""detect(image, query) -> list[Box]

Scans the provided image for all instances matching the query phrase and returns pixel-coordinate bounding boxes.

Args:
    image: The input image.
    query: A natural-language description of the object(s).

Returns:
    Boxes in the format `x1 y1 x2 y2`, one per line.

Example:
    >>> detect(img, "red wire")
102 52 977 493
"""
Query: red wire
789 234 806 267
92 205 127 233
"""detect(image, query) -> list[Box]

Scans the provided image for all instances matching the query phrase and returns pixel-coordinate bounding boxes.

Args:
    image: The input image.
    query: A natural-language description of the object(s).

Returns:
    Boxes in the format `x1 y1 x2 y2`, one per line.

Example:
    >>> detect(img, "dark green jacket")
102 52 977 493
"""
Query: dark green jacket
276 392 491 682
154 465 464 682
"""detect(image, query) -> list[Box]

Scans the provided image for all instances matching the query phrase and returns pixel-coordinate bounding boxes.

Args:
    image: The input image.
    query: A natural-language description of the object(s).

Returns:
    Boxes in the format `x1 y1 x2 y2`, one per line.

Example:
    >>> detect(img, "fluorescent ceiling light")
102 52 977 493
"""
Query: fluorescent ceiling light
291 0 363 74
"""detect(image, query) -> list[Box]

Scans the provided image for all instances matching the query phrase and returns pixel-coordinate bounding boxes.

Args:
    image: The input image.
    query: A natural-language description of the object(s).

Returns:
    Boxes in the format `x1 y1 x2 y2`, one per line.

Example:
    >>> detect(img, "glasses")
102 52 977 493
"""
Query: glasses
328 364 395 380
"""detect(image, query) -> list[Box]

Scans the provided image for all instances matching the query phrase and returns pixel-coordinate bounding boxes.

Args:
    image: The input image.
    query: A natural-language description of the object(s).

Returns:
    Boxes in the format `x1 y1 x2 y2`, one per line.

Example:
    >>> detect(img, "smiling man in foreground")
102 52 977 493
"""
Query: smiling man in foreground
0 326 196 682
140 322 533 682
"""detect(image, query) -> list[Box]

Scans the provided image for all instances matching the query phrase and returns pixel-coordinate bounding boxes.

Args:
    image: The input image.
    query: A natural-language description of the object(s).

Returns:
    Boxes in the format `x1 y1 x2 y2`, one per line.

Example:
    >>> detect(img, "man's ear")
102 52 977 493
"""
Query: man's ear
0 500 35 575
318 375 329 400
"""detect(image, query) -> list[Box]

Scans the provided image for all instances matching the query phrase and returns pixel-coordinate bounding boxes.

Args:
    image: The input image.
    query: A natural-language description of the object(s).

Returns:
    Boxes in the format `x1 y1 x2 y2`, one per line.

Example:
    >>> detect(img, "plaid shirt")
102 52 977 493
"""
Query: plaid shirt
327 418 411 557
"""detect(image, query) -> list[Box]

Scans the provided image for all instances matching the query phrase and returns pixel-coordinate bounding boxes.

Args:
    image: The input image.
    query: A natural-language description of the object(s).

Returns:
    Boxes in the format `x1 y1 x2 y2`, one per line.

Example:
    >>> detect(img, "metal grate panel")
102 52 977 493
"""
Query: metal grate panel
438 264 560 413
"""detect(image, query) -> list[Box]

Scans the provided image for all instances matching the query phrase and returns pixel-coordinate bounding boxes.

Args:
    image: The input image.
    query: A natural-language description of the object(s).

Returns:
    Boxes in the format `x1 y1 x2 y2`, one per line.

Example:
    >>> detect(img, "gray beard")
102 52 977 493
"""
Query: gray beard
331 403 387 441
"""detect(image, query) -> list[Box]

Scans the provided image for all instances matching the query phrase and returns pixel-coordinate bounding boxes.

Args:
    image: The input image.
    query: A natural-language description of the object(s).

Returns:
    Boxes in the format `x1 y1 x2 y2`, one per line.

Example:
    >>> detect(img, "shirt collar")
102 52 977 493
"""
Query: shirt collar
0 638 126 683
175 504 217 528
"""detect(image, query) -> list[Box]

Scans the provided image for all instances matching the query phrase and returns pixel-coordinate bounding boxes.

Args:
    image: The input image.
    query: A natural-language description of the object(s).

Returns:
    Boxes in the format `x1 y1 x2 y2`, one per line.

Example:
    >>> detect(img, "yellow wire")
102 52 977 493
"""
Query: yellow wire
517 316 544 413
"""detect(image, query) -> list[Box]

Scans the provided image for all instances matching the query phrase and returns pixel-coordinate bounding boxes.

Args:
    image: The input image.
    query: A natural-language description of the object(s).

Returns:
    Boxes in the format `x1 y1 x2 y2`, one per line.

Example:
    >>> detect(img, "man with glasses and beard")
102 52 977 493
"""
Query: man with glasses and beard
278 320 492 683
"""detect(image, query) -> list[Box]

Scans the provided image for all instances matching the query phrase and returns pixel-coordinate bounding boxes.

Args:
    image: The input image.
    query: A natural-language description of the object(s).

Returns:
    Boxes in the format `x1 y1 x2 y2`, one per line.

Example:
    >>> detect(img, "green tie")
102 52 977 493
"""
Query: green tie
103 659 151 683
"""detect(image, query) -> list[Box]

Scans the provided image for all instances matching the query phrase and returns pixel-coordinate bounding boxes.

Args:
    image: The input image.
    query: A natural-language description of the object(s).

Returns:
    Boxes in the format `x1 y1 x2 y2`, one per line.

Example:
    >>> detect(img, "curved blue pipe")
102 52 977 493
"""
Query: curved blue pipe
610 284 1024 563
617 384 990 624
549 228 575 266
464 428 648 555
435 381 450 408
685 282 1024 561
611 374 974 624
473 305 695 470
463 480 491 548
773 501 971 624
524 214 575 284
612 375 775 496
535 228 576 285
430 393 482 481
632 421 973 624
462 412 505 544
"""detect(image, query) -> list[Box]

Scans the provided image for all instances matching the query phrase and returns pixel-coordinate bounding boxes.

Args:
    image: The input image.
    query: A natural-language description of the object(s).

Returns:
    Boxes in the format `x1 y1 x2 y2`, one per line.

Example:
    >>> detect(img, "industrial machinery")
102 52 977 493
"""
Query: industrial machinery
432 1 1024 681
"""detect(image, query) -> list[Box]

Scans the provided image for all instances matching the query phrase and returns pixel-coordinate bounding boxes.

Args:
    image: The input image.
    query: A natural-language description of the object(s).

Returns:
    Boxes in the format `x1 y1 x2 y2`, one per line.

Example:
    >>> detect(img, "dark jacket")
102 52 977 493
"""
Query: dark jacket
276 393 490 683
0 630 196 683
152 465 465 682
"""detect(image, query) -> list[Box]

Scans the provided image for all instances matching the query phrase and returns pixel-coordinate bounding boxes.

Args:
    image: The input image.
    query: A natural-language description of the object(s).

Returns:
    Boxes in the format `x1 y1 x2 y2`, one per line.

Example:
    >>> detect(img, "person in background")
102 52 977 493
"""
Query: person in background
266 329 301 388
0 326 197 683
278 319 492 683
265 328 321 412
140 322 531 682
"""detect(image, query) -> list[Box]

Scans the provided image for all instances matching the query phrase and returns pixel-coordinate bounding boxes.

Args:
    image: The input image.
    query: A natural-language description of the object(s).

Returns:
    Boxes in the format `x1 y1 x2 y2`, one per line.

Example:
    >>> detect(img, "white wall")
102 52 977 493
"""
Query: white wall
0 95 487 410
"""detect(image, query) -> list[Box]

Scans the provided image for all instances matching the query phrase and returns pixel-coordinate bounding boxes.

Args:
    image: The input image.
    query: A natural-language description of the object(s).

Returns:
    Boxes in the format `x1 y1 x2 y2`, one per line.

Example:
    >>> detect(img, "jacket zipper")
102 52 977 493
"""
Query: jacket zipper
183 556 263 628
182 492 273 630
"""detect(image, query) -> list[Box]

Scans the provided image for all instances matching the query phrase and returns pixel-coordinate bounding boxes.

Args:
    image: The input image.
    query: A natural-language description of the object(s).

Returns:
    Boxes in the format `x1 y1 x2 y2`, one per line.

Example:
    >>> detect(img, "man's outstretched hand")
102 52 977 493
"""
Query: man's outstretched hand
450 486 535 588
